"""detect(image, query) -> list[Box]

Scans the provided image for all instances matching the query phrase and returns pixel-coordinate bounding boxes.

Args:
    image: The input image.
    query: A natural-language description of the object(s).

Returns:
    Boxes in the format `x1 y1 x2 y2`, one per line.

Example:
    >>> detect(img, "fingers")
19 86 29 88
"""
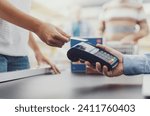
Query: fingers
85 61 102 72
85 61 92 67
55 32 70 43
46 32 69 47
96 62 102 72
96 44 112 53
85 61 114 77
95 62 114 77
55 66 61 74
45 60 60 74
96 44 122 57
37 57 60 74
103 66 113 77
85 61 102 74
56 27 71 39
103 66 109 76
46 39 65 48
86 66 100 74
38 23 70 48
46 60 59 74
50 64 61 74
54 27 71 45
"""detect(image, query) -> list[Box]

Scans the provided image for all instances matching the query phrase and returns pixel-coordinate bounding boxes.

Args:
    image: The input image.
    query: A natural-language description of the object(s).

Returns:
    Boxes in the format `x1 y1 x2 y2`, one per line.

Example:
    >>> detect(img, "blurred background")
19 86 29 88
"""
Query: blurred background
29 0 150 67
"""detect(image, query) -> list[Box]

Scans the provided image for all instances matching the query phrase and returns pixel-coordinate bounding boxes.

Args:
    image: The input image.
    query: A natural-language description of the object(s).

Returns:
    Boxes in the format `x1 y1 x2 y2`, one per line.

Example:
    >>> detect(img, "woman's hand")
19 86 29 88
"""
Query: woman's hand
35 51 60 74
36 23 70 48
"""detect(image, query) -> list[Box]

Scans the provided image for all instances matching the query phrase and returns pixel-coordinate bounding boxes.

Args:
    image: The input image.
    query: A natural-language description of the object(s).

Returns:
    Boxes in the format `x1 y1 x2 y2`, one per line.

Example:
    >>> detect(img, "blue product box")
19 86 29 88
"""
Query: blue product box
70 37 103 73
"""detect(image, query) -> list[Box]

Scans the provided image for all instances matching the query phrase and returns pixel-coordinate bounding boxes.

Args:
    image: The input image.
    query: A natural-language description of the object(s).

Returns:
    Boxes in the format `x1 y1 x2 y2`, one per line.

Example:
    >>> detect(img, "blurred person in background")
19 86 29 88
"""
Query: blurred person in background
99 0 149 44
86 0 149 74
0 0 70 73
65 6 93 37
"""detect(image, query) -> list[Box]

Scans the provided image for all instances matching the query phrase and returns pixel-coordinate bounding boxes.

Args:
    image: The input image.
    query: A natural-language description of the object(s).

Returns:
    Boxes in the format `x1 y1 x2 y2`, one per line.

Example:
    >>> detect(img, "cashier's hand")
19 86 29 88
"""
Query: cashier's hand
35 51 60 74
85 61 102 75
36 23 70 48
87 44 124 77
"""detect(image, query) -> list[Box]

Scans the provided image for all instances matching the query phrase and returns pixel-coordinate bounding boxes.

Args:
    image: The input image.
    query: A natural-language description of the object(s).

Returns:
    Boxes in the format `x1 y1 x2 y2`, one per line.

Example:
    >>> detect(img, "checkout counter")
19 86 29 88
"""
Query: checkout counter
0 64 143 99
0 39 147 99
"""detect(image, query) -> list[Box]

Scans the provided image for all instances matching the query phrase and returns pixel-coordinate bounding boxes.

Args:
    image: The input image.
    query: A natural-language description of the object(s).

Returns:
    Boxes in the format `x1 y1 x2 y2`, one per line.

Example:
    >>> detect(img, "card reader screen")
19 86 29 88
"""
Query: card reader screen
78 42 95 52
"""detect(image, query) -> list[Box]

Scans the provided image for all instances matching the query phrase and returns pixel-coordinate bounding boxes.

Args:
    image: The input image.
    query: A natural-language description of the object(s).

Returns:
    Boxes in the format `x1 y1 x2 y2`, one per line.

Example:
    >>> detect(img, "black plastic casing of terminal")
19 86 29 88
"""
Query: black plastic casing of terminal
67 42 119 70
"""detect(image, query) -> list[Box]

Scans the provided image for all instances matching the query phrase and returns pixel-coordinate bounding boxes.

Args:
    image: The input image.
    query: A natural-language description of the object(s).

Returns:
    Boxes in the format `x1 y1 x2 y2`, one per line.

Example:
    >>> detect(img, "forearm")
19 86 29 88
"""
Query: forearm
0 0 42 33
123 54 150 75
28 33 40 53
126 31 148 42
99 21 105 36
99 30 104 37
124 21 149 42
123 31 146 42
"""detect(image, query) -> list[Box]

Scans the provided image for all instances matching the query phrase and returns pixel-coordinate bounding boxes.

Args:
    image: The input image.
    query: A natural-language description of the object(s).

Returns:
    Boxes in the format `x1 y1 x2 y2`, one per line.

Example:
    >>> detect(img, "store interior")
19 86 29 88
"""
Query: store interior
28 0 150 68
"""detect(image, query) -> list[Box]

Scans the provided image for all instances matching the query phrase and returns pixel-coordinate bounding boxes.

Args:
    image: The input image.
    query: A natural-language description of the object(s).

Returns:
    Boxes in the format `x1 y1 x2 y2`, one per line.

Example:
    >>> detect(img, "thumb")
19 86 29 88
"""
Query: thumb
96 44 112 53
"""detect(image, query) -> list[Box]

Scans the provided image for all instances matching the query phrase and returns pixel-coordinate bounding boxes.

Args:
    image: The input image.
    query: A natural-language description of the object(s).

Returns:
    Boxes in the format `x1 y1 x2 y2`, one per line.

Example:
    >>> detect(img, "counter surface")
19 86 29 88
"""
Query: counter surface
0 68 143 99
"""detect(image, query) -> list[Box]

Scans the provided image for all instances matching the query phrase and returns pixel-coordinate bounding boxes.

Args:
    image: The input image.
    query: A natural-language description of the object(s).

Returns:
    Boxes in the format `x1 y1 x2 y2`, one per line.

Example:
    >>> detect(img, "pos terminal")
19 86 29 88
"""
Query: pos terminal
67 42 119 70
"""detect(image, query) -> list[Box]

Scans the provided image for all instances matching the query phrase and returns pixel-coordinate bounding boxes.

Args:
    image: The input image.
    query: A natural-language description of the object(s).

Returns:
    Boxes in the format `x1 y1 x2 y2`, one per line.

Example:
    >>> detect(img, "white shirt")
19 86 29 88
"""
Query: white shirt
100 2 146 22
0 0 32 56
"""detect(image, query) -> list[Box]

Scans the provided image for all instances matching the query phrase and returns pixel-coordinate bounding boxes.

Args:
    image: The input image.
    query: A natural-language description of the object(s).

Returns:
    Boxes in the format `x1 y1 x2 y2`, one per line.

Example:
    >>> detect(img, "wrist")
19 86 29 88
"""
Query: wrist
119 55 124 75
34 49 42 55
32 19 44 35
123 55 144 75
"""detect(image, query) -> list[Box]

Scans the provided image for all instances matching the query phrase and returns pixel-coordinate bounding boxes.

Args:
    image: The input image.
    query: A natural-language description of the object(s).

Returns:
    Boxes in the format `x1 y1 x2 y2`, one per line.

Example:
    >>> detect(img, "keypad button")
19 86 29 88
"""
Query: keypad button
91 49 99 54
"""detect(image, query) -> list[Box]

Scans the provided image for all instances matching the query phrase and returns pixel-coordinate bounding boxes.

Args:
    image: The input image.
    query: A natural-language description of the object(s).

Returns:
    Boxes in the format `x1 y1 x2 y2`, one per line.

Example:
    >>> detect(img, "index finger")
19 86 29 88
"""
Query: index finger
103 66 113 77
96 44 112 52
51 65 61 74
56 32 70 43
56 27 71 39
96 44 118 55
43 58 60 74
47 61 60 74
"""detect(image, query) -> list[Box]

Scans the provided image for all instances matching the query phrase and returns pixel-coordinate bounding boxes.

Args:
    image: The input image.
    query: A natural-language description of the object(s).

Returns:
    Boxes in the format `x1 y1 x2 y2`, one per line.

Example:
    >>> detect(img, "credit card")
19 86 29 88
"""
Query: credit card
70 37 87 42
